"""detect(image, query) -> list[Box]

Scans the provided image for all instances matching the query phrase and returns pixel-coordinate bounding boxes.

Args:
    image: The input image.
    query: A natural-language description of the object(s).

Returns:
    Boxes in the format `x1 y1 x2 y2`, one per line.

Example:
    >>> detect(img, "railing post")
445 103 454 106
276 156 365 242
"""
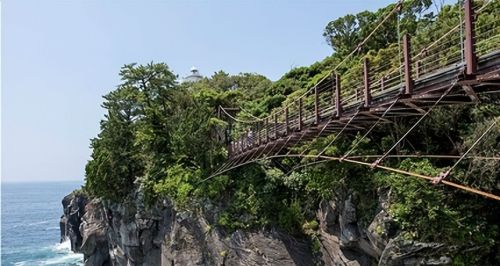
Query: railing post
285 107 289 135
298 98 303 131
257 122 261 146
274 113 278 138
265 118 269 143
335 73 342 117
314 85 320 124
246 133 250 151
363 58 372 107
243 136 246 152
464 0 477 75
237 137 241 154
380 76 385 92
415 60 421 79
403 34 414 95
251 129 254 148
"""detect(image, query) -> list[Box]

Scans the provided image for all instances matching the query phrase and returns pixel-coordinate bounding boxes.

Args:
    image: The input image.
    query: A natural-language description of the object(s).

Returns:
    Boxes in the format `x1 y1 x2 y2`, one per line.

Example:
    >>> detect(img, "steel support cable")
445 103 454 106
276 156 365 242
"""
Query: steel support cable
317 109 362 157
201 153 500 201
219 136 268 175
459 0 465 62
237 148 260 168
214 159 236 175
351 154 500 160
413 0 493 61
275 134 296 155
239 106 265 121
211 153 500 180
255 0 404 124
433 116 499 184
285 116 337 175
299 117 336 157
215 152 248 176
342 96 401 159
397 5 404 84
371 80 458 168
285 128 313 156
337 156 500 201
202 136 293 181
213 142 265 177
285 153 500 177
219 106 258 124
262 135 287 159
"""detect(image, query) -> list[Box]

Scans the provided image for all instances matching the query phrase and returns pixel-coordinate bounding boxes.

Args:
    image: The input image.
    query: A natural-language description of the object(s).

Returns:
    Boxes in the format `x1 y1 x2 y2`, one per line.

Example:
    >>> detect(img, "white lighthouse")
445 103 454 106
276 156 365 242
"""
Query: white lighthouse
183 66 203 83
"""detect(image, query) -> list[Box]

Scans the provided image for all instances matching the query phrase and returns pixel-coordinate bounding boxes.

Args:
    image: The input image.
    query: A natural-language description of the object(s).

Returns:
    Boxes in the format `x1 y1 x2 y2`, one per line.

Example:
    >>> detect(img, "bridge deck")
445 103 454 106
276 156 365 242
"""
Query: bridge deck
231 50 500 160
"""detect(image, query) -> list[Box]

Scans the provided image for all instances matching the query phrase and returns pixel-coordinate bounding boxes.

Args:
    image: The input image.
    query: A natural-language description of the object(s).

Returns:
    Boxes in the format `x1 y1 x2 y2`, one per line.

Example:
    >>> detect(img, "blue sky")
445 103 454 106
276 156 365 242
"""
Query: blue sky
2 0 419 182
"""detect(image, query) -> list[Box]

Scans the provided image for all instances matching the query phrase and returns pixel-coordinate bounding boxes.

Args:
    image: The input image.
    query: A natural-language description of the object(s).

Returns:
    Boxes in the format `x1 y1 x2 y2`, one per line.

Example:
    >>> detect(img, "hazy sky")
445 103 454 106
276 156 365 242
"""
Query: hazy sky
2 0 408 182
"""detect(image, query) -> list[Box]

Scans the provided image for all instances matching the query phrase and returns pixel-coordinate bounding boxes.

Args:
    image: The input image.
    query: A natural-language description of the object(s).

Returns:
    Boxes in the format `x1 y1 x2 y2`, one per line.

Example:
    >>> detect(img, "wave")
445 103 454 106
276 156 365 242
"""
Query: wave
12 219 58 228
12 240 83 266
41 252 83 265
51 239 72 252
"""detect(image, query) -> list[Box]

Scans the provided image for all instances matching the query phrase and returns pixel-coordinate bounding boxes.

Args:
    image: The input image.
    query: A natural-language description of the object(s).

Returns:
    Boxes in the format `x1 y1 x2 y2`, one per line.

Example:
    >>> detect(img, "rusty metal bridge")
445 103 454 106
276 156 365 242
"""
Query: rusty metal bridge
211 0 500 200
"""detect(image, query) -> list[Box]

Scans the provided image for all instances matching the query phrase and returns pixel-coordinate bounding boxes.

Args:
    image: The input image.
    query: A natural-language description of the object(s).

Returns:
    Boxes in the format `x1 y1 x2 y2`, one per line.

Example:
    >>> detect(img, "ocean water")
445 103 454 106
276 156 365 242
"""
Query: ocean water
2 181 84 266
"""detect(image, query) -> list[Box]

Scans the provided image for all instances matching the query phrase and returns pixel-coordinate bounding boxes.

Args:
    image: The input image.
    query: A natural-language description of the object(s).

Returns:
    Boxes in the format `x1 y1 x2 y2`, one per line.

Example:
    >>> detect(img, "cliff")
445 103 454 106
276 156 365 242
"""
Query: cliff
60 188 455 266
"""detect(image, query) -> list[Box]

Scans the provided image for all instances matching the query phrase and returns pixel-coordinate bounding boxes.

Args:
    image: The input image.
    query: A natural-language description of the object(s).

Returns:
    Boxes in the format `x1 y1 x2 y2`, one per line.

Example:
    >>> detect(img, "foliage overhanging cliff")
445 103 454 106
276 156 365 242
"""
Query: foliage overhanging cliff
82 0 500 264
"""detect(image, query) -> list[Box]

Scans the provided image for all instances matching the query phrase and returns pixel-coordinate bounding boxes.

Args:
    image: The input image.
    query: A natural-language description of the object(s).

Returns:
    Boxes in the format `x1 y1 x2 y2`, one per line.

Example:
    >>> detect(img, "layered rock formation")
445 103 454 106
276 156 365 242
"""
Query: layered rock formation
60 189 453 266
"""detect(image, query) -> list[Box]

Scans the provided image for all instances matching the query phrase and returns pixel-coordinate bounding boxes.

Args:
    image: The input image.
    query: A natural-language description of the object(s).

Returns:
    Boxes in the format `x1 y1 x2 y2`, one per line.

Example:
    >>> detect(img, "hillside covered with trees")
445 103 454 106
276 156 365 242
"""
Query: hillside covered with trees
81 0 499 264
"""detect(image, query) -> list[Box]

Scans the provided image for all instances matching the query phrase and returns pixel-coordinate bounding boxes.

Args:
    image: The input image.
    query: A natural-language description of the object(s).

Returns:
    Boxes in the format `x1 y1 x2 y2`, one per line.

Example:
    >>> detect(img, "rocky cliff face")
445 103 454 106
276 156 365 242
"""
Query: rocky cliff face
60 189 453 266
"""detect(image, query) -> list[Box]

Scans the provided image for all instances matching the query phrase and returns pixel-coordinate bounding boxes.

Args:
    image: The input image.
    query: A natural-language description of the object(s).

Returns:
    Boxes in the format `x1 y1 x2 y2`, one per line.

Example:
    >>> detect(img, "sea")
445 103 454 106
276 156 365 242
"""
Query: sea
1 181 84 266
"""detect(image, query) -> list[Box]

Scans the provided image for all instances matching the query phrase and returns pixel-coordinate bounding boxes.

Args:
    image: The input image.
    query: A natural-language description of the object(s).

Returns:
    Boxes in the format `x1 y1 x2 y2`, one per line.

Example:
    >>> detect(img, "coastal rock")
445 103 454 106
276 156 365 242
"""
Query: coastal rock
60 188 455 266
379 237 452 266
316 191 373 266
80 199 110 265
60 192 88 252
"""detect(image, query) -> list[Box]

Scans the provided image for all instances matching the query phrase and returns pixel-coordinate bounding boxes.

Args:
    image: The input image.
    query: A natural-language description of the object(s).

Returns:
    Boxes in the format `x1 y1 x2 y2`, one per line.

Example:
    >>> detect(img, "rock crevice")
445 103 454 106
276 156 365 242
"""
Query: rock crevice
60 189 453 266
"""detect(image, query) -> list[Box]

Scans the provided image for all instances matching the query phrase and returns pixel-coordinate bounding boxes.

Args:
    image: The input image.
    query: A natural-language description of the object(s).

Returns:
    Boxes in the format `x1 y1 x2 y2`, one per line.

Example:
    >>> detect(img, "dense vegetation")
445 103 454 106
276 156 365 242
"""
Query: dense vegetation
83 0 499 264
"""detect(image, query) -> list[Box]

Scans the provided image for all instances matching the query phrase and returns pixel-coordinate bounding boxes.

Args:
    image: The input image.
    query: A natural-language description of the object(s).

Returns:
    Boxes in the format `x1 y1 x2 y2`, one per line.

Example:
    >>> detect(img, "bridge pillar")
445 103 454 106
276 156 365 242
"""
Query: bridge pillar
403 34 414 95
335 73 342 117
464 0 477 75
298 98 303 131
285 107 290 135
363 58 372 107
314 85 320 124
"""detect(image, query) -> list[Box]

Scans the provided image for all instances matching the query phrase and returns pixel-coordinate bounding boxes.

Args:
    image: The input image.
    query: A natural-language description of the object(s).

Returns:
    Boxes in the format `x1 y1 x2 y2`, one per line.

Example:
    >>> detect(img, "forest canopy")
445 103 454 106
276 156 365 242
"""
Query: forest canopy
83 1 499 264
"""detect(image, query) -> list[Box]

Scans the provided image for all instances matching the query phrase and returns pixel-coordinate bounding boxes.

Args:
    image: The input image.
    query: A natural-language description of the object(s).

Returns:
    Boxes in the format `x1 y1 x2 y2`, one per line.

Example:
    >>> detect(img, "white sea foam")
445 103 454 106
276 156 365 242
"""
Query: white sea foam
42 240 83 265
41 252 83 265
13 219 56 228
13 240 83 266
51 239 72 252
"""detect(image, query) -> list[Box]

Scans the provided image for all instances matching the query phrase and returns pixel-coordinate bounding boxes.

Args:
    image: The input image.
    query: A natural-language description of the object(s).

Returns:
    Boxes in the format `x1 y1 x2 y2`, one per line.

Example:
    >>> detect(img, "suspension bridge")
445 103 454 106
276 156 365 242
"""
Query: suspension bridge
211 0 500 200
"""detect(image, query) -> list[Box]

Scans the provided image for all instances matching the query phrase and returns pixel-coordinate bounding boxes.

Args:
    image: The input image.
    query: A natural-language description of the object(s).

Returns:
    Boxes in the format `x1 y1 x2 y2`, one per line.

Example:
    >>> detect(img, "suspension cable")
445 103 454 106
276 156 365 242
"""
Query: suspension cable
342 96 401 159
433 116 499 184
318 109 361 157
201 153 500 201
372 80 458 167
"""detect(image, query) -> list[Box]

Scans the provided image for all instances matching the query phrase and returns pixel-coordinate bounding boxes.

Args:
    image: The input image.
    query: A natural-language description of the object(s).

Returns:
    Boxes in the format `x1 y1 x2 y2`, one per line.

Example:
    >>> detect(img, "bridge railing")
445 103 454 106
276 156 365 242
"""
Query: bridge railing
229 0 496 157
475 2 500 57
